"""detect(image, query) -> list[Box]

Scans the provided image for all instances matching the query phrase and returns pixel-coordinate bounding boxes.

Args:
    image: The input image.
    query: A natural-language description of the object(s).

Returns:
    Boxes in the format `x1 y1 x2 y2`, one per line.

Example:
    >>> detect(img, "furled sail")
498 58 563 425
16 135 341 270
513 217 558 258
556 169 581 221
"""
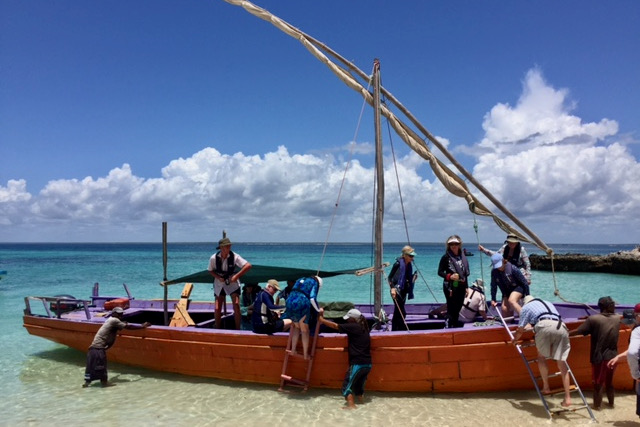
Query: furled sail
222 0 553 255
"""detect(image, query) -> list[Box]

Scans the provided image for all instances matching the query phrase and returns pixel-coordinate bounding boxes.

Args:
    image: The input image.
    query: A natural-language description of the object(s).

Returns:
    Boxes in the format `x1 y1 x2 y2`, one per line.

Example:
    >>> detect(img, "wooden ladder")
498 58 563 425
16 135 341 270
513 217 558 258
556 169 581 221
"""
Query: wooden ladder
278 319 321 392
495 308 596 421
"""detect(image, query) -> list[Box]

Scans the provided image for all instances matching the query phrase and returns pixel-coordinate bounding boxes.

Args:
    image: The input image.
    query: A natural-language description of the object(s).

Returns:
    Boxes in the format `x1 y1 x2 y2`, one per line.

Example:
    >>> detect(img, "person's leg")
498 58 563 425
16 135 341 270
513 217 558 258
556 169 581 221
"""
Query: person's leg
290 322 300 355
214 294 225 329
501 296 512 319
635 380 640 418
392 295 406 330
508 291 523 315
537 353 551 393
345 394 356 409
558 360 572 407
230 293 241 330
300 320 310 359
83 351 92 387
604 362 615 407
593 384 603 409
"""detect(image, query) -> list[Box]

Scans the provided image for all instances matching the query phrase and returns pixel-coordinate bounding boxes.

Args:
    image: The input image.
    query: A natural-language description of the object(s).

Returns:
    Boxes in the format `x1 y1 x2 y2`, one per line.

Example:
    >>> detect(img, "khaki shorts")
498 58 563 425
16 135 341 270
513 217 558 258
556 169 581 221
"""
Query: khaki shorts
534 319 571 361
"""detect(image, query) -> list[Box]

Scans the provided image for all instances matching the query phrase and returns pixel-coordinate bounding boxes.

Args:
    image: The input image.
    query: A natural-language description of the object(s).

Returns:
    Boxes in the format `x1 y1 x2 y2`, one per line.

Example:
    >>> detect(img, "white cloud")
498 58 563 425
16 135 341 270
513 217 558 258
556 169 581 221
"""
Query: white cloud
1 68 639 243
471 69 640 242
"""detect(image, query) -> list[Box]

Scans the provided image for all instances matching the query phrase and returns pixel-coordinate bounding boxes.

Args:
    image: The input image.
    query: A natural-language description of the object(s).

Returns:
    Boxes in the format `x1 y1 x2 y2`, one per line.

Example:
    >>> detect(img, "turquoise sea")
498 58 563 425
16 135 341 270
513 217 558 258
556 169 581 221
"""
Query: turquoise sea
1 242 639 426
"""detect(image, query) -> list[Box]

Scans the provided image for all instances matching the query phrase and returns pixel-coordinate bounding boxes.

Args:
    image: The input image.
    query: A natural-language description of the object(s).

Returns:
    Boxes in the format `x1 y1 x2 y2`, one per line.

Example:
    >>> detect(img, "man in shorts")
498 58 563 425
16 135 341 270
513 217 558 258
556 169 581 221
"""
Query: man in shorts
512 295 571 407
208 235 252 329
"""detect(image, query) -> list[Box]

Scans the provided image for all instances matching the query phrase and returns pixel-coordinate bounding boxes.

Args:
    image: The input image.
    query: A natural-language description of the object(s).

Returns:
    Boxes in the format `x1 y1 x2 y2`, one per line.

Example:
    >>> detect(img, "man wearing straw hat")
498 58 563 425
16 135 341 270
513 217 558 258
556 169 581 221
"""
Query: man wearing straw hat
512 295 571 408
208 234 252 329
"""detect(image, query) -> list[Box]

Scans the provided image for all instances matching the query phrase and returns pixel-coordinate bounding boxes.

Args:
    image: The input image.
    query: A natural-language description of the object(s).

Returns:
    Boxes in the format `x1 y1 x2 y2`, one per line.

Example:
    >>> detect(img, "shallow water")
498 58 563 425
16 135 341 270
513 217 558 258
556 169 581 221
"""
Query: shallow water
2 242 639 425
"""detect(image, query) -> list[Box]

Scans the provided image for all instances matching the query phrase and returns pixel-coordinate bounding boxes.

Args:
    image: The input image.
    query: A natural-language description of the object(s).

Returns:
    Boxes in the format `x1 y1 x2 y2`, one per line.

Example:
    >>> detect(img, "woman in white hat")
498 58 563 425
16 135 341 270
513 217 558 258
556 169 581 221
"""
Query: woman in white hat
437 235 471 328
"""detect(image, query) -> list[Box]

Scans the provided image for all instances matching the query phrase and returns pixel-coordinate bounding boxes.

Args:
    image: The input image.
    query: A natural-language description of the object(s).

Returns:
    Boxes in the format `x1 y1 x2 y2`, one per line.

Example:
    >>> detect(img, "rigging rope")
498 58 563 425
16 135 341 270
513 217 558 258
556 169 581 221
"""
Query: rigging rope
316 69 372 275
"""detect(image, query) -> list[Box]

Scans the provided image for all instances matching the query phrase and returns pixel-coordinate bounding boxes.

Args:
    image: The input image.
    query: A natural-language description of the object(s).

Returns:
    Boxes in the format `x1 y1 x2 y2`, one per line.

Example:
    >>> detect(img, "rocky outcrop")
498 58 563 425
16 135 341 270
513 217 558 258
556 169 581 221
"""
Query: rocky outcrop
530 246 640 275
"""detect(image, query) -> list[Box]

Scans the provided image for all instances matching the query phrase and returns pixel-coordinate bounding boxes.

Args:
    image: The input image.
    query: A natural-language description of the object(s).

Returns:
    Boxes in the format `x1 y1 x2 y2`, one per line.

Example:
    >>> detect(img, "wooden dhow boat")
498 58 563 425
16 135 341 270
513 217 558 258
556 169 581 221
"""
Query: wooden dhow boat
23 0 633 395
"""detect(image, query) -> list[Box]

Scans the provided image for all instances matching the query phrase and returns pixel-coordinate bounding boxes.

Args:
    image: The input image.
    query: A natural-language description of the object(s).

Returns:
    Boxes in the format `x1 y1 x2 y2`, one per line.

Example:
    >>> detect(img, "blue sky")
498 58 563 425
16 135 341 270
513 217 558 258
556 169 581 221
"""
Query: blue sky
1 0 639 245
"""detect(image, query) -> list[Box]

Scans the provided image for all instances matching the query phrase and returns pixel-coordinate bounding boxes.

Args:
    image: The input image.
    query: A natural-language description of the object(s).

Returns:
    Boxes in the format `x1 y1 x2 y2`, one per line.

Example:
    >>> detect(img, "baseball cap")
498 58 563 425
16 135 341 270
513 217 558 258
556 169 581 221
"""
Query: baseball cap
343 308 363 320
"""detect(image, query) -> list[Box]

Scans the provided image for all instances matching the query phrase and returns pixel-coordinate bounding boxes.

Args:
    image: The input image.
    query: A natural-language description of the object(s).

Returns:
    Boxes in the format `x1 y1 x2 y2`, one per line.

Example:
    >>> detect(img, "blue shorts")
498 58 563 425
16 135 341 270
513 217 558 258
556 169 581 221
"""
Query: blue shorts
342 364 372 397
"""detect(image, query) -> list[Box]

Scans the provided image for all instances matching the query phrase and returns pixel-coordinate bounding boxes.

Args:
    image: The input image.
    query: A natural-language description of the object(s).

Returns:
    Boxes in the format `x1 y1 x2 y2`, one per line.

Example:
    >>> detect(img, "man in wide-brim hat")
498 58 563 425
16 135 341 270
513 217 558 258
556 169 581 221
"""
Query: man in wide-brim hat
208 234 252 329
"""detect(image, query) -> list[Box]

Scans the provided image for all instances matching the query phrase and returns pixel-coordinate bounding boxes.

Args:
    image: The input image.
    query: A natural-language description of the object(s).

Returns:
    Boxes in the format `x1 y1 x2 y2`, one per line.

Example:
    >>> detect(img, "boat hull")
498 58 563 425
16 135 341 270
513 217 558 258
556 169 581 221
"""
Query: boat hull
23 308 633 393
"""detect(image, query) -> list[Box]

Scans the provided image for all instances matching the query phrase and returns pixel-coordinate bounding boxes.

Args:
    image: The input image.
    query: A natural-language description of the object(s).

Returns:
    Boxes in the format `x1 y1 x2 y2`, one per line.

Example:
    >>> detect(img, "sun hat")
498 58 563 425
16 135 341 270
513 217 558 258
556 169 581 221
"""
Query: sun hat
343 308 363 320
506 234 519 243
472 278 484 290
635 303 640 313
216 237 232 249
267 279 280 291
523 295 535 305
447 236 461 244
490 253 503 269
111 307 124 314
402 245 417 257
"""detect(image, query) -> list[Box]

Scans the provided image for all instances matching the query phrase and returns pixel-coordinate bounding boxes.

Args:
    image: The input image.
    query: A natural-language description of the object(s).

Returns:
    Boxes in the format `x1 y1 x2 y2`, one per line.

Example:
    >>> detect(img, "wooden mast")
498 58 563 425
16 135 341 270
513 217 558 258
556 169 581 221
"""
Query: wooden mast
373 59 384 317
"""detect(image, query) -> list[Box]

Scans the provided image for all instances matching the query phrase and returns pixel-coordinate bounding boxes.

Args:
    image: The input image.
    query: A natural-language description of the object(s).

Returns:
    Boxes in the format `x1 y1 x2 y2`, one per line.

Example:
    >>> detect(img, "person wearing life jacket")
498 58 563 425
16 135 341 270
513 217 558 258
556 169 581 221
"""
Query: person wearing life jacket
478 233 531 284
207 235 252 330
252 279 291 335
512 295 572 408
458 279 488 323
437 235 470 329
388 245 417 331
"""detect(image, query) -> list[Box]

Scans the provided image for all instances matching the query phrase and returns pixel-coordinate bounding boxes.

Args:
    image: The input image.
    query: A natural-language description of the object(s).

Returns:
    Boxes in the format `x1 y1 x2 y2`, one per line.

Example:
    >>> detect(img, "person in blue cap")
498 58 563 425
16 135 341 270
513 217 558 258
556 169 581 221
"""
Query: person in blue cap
490 252 529 319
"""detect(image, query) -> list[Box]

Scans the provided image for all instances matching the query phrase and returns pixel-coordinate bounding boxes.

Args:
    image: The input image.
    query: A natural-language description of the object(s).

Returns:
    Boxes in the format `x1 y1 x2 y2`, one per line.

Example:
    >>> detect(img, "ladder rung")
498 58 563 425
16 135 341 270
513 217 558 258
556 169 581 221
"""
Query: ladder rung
550 404 590 414
541 384 577 396
280 374 308 386
285 350 310 360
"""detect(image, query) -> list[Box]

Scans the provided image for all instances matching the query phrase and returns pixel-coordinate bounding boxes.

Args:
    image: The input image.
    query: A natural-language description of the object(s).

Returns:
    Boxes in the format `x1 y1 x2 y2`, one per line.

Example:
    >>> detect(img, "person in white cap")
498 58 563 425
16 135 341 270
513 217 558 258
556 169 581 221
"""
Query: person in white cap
437 235 471 328
83 307 150 388
207 234 252 330
318 307 371 409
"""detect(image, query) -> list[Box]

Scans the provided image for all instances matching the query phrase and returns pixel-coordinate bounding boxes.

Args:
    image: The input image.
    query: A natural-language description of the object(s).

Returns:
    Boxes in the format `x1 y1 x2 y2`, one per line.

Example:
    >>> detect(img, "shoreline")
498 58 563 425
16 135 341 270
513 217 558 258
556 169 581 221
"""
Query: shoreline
531 247 640 275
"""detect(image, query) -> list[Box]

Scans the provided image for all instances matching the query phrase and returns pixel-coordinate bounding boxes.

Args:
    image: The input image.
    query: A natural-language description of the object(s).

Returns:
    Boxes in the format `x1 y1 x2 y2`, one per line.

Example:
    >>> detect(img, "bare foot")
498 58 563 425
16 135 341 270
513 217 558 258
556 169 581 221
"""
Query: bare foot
541 389 551 395
343 395 356 409
561 400 572 408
